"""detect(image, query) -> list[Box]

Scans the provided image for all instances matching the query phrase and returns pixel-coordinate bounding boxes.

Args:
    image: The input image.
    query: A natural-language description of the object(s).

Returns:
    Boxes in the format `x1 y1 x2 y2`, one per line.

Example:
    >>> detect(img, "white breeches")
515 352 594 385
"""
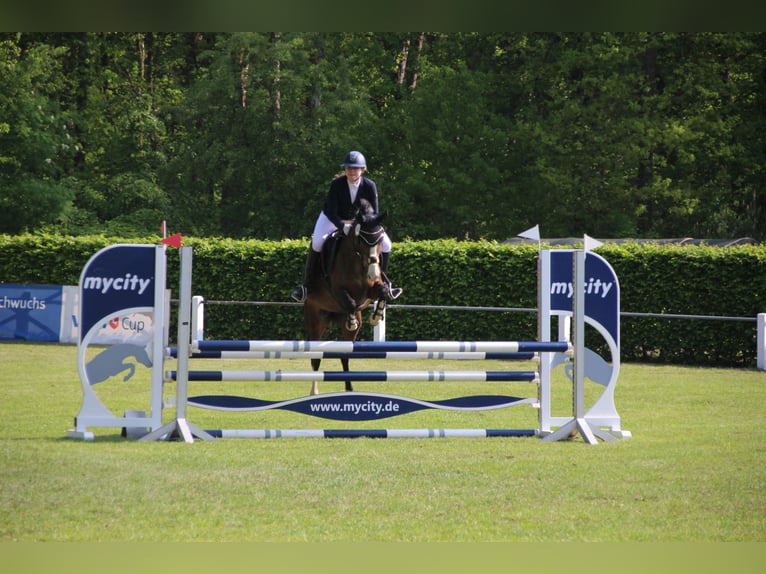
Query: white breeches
311 211 392 253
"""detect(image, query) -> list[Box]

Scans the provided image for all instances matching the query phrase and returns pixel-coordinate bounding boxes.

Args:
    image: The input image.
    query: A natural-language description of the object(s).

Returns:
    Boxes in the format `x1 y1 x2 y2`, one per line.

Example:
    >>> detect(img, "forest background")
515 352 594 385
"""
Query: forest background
1 32 764 242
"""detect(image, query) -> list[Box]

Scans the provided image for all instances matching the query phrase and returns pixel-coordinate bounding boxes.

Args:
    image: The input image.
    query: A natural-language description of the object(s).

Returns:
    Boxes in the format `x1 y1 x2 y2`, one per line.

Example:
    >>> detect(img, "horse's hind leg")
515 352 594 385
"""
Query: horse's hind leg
310 357 321 395
341 357 353 392
305 303 326 395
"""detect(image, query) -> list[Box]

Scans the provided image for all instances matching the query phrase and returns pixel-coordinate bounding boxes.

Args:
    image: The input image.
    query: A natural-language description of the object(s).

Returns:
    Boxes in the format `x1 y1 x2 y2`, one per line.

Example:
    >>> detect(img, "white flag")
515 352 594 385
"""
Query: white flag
517 224 540 242
584 234 604 251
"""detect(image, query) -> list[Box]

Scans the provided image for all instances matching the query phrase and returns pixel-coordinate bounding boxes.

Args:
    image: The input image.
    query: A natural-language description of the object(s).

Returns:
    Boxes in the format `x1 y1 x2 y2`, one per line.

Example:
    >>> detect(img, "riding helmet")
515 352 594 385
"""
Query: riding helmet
341 150 366 168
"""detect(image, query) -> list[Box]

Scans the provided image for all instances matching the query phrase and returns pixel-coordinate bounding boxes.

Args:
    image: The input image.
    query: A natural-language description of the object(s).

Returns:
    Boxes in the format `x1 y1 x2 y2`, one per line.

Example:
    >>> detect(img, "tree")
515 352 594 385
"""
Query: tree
0 36 76 233
1 33 764 241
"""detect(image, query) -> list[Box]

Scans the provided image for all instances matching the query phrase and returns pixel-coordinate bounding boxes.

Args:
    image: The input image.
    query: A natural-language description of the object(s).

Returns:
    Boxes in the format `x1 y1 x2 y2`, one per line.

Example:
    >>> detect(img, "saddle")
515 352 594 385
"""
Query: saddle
318 230 344 278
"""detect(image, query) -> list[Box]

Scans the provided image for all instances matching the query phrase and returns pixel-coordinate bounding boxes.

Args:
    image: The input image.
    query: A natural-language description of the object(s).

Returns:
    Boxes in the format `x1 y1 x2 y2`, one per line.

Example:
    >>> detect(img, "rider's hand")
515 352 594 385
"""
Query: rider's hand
343 223 352 235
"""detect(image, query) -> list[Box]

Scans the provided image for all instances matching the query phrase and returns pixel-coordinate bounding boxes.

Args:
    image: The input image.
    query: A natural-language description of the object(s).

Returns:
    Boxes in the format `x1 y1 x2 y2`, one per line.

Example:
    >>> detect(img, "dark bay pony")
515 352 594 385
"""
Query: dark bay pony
303 199 388 395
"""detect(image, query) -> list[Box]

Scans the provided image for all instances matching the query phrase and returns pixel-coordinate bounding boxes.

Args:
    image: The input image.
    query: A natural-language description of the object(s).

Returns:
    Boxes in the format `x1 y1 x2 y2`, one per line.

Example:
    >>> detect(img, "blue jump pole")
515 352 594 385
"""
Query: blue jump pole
168 369 540 382
192 339 571 354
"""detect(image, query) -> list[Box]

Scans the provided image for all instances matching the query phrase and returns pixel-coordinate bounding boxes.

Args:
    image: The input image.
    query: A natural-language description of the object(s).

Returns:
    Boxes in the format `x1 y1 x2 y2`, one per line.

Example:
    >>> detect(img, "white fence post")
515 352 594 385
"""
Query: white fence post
191 296 204 341
373 305 386 341
758 313 765 371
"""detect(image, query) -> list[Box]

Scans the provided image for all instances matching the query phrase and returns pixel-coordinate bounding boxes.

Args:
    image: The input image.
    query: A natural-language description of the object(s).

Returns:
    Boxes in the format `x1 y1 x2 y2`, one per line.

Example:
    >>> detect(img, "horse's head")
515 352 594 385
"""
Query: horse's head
353 199 386 245
351 199 386 282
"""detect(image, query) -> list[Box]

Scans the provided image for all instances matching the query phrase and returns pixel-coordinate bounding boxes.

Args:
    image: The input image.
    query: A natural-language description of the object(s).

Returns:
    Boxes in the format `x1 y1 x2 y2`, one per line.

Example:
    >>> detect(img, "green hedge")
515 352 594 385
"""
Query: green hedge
1 234 764 367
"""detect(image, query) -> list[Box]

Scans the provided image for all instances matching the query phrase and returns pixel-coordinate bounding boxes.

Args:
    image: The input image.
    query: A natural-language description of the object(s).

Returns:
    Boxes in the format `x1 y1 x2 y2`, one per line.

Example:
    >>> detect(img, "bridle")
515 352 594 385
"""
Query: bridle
353 222 385 282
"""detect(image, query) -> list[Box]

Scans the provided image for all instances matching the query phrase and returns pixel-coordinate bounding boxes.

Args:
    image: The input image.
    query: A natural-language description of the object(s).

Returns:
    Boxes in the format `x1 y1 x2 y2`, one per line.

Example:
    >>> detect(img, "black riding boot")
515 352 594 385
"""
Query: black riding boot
291 249 321 302
379 252 403 300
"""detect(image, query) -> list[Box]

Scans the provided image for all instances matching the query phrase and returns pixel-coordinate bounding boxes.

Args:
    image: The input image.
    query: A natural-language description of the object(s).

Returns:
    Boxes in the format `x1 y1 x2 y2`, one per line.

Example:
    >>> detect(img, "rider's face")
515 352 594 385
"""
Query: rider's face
345 166 364 183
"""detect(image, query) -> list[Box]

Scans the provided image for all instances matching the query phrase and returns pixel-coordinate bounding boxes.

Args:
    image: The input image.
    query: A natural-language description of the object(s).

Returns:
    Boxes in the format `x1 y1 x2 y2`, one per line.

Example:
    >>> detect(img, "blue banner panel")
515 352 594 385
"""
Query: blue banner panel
188 392 532 421
0 284 63 342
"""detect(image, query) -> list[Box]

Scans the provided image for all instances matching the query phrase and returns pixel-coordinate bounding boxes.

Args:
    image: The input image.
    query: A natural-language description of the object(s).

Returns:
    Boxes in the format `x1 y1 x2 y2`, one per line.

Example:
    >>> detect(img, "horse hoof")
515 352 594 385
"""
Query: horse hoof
346 318 359 331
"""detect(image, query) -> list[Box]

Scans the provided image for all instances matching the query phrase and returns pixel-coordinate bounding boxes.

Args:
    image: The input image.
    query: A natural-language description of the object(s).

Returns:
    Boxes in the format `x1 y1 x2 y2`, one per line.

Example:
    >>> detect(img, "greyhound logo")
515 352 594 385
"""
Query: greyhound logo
85 343 153 385
551 348 613 387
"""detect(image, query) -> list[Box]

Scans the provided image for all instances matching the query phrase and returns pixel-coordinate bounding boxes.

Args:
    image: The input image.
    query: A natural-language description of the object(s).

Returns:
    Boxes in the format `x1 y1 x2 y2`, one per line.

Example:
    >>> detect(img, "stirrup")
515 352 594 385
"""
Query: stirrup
291 285 307 302
381 283 402 301
380 273 402 300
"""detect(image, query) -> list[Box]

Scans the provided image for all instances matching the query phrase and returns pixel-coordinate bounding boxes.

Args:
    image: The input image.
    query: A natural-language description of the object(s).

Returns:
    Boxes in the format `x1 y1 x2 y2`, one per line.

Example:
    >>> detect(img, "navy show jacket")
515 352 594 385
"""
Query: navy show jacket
322 175 380 229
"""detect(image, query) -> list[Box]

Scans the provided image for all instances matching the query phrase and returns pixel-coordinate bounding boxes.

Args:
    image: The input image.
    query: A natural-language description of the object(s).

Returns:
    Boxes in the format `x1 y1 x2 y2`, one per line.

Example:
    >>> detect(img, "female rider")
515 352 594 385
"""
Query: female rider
291 150 402 302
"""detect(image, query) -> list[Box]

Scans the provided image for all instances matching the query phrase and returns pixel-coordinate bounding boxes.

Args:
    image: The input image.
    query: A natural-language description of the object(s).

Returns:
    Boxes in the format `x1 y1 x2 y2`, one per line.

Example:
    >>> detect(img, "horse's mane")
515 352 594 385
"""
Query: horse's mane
356 198 383 227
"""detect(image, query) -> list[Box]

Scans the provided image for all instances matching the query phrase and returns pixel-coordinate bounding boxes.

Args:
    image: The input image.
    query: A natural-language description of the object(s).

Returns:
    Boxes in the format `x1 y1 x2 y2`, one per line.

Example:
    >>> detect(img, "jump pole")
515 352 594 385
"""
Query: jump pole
170 349 538 361
206 429 536 439
191 340 566 353
168 369 540 382
140 246 214 442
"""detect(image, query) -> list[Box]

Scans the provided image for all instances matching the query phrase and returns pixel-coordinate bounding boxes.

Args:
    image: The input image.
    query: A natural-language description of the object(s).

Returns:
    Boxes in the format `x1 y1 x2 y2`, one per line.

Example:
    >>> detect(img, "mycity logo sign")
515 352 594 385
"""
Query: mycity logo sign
79 245 157 341
82 273 152 295
550 277 615 299
548 250 620 346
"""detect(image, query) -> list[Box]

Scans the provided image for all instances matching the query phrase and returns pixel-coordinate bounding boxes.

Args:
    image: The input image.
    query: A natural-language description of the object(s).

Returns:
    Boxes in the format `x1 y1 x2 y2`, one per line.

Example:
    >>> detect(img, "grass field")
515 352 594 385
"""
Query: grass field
1 341 765 546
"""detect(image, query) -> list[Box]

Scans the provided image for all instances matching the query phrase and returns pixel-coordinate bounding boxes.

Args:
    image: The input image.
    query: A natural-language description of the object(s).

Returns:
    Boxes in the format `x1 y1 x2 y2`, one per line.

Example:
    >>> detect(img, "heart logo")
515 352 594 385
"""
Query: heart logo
109 317 119 329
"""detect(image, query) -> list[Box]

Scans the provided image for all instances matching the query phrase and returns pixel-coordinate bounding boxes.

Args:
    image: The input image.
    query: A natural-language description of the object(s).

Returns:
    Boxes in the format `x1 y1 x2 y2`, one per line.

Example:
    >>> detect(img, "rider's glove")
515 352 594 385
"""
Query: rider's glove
343 223 352 235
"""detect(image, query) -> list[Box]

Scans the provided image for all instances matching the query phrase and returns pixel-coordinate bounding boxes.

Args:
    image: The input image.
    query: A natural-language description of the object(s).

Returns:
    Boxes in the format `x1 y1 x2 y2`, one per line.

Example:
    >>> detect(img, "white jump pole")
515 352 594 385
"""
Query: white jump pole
140 246 214 442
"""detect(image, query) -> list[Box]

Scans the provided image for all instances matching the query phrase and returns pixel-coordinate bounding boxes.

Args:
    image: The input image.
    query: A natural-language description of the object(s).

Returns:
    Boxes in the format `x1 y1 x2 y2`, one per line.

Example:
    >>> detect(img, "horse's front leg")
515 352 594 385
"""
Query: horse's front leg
369 298 386 326
345 314 359 331
339 310 361 390
339 289 362 331
367 282 388 326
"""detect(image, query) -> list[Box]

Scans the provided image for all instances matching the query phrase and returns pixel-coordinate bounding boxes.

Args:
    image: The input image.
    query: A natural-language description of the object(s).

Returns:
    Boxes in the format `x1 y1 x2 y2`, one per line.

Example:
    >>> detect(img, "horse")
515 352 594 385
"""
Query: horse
303 199 388 395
